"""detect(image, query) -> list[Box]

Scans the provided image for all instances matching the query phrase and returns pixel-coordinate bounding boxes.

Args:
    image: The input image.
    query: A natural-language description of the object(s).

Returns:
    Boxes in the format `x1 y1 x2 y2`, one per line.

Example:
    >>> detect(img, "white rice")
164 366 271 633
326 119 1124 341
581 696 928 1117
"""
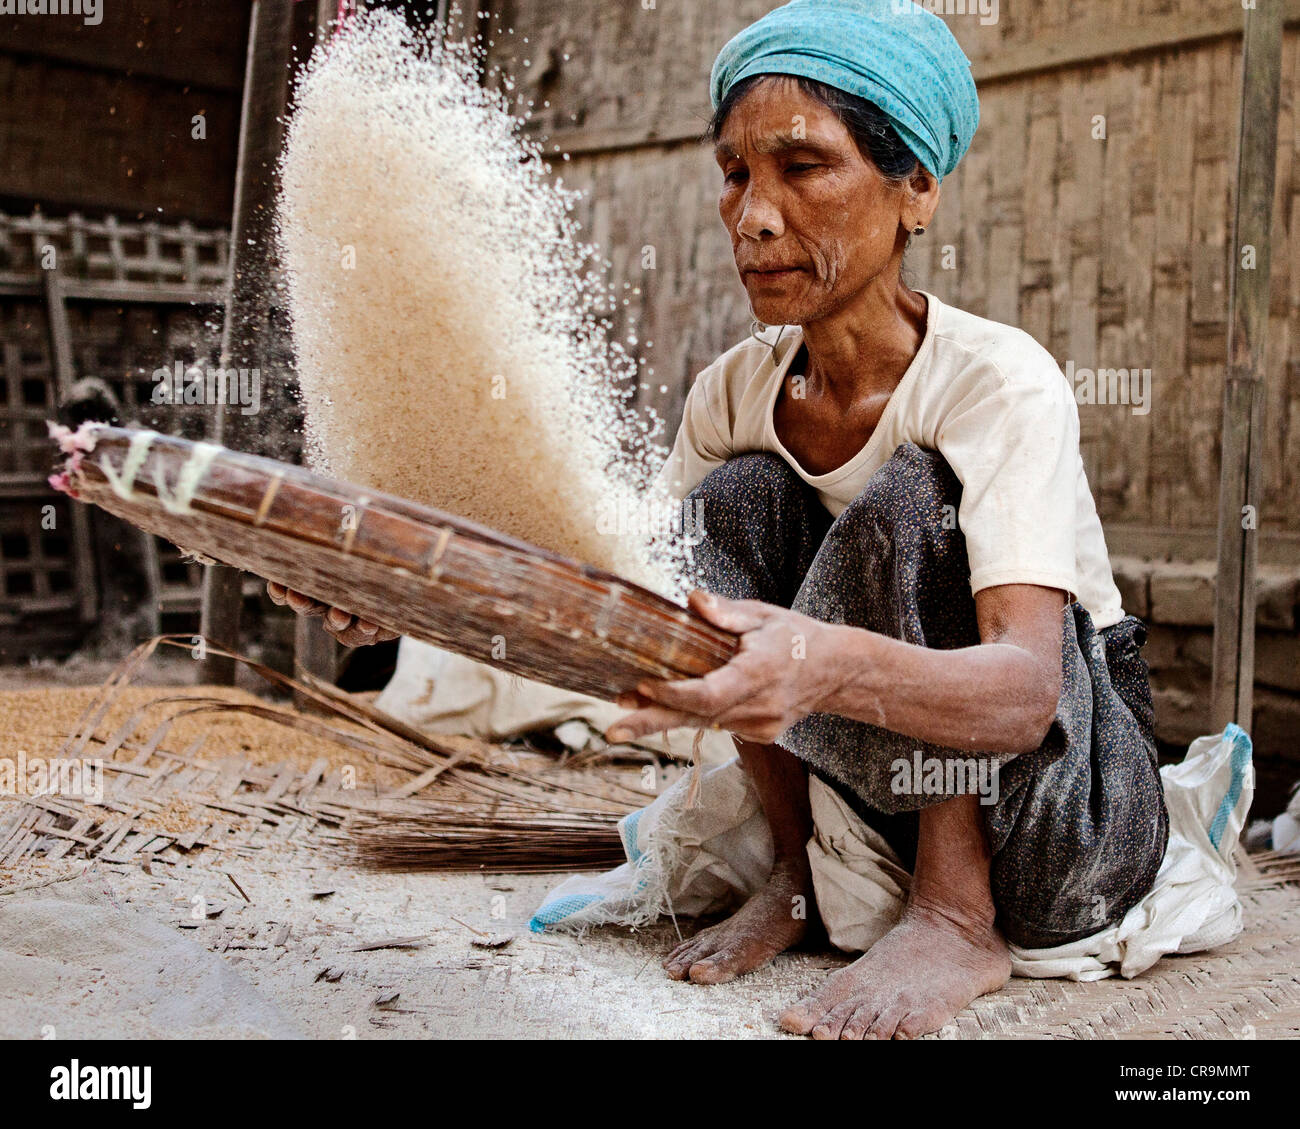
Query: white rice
278 10 685 596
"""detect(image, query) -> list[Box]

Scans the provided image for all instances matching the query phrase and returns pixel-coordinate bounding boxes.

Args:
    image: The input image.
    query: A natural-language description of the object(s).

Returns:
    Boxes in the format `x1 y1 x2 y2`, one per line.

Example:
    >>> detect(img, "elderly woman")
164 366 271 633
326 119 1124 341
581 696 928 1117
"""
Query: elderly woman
603 0 1167 1039
275 0 1168 1040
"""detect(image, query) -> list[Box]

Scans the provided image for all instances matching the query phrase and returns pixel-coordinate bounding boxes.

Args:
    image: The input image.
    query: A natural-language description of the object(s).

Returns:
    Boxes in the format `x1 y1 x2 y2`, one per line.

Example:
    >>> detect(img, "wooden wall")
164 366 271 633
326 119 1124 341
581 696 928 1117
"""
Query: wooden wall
484 0 1300 559
0 0 326 226
0 0 250 223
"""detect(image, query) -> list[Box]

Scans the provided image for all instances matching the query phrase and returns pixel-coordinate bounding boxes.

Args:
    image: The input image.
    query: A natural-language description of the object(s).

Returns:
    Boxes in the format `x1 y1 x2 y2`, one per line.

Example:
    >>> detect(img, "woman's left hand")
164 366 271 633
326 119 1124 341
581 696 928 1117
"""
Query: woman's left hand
605 590 837 745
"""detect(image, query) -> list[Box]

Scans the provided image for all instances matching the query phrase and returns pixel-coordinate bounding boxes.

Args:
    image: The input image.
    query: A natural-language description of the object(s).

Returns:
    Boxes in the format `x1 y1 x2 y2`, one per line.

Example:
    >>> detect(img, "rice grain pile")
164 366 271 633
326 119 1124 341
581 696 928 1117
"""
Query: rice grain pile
278 11 684 595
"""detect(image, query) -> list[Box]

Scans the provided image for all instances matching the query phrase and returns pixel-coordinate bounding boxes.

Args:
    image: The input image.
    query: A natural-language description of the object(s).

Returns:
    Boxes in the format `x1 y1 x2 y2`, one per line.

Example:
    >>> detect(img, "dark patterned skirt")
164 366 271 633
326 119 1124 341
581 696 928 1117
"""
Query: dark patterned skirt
685 443 1169 949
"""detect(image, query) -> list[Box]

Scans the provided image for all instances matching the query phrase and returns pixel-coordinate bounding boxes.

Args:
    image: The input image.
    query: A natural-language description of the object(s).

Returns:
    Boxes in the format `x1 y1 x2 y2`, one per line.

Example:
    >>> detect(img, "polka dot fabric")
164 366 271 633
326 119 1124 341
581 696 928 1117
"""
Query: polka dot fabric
709 0 980 181
687 445 1169 948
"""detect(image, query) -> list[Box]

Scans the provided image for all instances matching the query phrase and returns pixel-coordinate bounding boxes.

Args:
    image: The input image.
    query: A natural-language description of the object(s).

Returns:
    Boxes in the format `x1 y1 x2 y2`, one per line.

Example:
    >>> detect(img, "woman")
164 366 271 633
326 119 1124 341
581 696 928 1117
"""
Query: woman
274 0 1168 1040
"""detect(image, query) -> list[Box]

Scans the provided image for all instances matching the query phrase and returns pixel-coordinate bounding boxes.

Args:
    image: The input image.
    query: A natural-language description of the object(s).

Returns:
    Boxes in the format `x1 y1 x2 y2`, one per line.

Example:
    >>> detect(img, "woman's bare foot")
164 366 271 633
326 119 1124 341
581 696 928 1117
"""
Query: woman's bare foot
781 790 1012 1040
664 858 813 984
778 897 1010 1039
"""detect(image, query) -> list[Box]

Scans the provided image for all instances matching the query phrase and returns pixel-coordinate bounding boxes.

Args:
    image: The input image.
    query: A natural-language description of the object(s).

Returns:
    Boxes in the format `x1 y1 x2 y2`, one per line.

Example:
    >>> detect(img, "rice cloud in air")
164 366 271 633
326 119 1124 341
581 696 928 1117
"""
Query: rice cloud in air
277 10 685 596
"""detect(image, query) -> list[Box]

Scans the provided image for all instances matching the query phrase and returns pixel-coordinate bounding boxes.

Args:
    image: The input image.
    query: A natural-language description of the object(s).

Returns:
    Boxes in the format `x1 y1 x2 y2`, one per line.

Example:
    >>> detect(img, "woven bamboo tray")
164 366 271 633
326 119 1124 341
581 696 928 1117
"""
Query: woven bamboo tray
51 425 738 701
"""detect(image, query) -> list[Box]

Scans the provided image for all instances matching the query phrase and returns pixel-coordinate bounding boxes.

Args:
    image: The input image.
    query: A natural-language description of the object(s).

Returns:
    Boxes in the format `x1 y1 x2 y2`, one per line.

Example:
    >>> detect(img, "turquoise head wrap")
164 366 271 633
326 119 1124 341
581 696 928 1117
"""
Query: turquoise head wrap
709 0 979 181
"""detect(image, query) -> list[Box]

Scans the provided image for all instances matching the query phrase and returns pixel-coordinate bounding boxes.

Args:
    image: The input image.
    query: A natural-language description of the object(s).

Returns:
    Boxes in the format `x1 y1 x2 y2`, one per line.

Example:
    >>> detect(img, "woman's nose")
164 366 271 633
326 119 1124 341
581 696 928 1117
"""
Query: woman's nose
736 185 784 241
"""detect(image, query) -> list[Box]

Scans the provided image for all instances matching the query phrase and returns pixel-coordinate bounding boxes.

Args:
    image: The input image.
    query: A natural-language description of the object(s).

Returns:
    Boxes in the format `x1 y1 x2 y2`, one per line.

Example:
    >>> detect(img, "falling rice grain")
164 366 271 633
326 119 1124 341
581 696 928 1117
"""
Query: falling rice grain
278 11 686 596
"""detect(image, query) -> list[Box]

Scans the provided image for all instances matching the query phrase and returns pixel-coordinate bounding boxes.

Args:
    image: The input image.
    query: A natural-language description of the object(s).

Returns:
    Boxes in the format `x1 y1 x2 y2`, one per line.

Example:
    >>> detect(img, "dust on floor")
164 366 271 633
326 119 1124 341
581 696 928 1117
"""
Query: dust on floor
2 681 1299 1039
6 849 1300 1039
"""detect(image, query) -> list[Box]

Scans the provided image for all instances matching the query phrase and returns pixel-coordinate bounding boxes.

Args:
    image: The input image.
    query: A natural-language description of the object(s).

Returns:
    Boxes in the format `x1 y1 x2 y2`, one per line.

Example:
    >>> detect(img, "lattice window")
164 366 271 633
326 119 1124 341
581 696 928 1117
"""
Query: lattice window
0 304 59 479
0 208 307 654
0 212 231 292
0 500 75 610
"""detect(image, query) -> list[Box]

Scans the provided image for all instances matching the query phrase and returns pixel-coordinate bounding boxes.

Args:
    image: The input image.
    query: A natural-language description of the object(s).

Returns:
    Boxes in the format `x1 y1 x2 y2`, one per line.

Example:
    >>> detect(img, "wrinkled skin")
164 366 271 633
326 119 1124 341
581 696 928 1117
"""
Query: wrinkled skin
276 78 1064 1039
602 79 1063 1038
265 582 398 648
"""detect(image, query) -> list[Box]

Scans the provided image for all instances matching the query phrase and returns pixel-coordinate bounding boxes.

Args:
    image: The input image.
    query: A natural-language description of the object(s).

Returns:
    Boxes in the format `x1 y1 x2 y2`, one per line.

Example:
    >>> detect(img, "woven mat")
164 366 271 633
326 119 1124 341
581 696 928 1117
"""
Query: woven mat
3 675 1298 1040
0 681 640 875
0 684 403 871
947 852 1300 1039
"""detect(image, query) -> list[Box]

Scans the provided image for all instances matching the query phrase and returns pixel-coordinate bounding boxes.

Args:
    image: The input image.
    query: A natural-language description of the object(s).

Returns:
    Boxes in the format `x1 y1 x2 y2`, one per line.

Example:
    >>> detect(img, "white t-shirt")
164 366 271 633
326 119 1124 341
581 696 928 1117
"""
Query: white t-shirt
657 290 1125 629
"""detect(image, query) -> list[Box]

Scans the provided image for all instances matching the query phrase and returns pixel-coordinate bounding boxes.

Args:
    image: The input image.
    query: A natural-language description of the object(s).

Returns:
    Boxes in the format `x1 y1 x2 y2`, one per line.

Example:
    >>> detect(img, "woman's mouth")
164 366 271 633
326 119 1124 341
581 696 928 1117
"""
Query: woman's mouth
744 266 805 282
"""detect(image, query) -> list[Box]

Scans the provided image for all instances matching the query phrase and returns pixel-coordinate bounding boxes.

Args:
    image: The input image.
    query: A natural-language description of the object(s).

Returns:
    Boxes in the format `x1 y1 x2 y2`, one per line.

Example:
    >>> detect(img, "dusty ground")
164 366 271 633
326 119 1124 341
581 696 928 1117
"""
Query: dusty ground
0 856 846 1039
3 676 1299 1040
7 838 1298 1040
0 674 832 1039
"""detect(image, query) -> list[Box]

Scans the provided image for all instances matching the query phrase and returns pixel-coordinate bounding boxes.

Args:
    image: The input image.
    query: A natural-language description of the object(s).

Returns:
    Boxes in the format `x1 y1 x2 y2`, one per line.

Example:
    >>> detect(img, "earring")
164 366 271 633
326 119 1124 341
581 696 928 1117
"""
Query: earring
750 320 787 364
912 225 926 235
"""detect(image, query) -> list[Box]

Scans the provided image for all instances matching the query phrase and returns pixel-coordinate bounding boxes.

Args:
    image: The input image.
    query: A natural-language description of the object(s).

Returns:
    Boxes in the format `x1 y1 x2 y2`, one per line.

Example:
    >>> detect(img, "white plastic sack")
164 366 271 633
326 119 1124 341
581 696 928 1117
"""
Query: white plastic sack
530 759 772 933
532 725 1254 982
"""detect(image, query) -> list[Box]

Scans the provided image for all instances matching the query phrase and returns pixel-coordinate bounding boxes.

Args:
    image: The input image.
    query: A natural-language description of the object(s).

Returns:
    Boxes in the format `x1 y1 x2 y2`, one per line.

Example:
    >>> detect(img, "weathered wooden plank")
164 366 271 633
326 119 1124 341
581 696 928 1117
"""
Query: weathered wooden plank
1261 32 1297 528
530 2 1300 157
957 140 990 315
41 266 99 624
1021 90 1059 267
0 3 249 92
200 0 296 684
1212 0 1286 731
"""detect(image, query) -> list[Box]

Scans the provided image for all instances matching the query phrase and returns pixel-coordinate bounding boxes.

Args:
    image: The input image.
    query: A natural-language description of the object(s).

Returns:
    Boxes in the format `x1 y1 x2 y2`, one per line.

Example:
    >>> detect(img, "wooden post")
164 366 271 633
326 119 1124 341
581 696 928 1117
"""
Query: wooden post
1210 0 1285 732
199 0 295 683
287 0 353 706
42 267 98 624
316 0 340 37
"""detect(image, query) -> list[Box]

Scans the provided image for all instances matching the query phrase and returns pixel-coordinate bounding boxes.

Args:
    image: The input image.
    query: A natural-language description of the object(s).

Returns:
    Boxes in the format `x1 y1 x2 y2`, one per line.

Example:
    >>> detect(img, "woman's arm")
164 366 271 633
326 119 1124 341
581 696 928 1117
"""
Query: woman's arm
606 584 1066 757
820 583 1065 754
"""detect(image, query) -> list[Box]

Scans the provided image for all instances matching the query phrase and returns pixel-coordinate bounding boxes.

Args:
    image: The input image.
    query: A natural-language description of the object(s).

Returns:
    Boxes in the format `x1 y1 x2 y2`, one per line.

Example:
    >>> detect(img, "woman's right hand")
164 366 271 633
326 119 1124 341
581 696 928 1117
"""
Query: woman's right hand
266 582 400 648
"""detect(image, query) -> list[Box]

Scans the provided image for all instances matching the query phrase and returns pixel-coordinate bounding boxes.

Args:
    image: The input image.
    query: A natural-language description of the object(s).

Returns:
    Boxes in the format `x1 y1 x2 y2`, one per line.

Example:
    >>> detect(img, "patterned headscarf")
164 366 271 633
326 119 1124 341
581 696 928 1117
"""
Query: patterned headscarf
710 0 980 181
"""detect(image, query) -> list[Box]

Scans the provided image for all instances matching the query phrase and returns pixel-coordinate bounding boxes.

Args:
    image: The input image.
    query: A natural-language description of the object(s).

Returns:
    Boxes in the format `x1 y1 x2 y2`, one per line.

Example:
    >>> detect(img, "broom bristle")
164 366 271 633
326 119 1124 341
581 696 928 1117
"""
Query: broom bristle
347 802 629 873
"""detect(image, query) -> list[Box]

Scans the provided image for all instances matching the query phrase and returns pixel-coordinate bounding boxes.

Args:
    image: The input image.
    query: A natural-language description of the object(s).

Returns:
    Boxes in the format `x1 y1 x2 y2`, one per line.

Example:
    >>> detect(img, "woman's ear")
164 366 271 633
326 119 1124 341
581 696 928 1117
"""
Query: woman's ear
905 167 941 233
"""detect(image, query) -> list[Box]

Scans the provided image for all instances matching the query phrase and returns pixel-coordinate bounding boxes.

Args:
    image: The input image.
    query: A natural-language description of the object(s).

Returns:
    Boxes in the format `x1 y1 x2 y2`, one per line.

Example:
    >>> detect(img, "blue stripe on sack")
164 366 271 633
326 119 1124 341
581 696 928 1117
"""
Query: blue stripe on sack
528 893 603 933
1208 723 1252 851
623 808 645 863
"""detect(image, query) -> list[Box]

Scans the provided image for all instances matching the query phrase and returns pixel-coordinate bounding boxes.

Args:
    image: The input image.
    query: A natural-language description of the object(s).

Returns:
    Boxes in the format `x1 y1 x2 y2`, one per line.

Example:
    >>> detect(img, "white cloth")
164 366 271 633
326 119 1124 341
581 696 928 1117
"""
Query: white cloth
375 638 738 765
656 290 1124 628
1274 812 1300 855
532 726 1254 982
1272 786 1300 855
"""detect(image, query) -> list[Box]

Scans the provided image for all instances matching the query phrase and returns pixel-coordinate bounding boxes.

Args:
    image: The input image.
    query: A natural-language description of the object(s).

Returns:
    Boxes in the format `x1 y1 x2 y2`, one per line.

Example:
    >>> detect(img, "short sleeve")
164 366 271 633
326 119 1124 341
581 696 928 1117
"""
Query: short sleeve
653 363 733 502
936 360 1079 600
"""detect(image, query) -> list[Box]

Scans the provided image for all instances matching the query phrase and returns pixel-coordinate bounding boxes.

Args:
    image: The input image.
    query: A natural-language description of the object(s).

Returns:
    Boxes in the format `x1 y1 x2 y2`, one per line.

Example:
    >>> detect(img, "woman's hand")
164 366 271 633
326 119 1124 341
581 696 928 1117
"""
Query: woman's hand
266 582 400 648
606 590 838 745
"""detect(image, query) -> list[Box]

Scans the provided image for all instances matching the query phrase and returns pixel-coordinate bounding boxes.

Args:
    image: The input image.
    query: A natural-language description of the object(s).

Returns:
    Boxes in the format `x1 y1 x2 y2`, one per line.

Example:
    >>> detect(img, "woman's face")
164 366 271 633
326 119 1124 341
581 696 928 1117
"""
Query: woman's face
714 77 918 327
